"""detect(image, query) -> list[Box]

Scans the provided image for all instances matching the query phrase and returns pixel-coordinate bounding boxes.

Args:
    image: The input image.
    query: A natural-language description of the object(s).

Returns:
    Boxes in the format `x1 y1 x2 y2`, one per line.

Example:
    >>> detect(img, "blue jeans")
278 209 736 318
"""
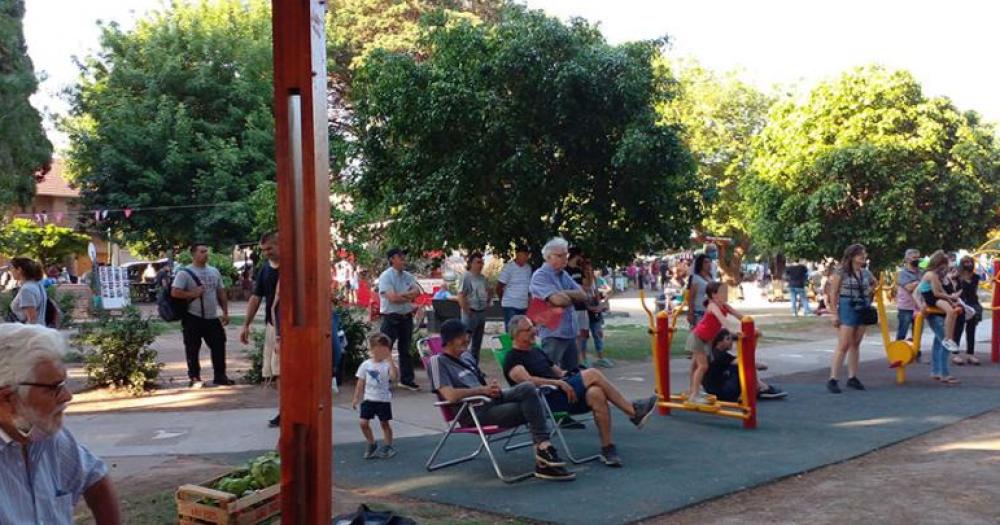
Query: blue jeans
586 317 604 356
925 315 950 377
790 287 811 315
896 309 914 341
502 307 527 331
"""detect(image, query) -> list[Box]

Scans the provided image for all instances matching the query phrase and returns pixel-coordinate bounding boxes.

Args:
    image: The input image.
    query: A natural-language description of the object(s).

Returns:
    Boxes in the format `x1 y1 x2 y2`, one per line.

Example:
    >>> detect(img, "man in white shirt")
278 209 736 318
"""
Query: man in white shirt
497 245 533 330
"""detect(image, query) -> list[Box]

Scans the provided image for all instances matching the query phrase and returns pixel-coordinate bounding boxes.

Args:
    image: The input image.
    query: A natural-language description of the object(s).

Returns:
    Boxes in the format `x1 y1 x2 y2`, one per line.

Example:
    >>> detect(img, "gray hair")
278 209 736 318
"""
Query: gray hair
541 237 569 259
904 248 920 260
0 324 67 390
507 314 530 338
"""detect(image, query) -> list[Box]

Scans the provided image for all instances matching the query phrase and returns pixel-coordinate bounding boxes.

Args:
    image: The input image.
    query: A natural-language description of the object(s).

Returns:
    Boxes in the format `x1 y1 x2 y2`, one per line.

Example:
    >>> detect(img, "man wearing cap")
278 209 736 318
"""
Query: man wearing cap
428 319 575 481
530 237 588 372
378 248 422 390
896 249 923 344
497 245 533 330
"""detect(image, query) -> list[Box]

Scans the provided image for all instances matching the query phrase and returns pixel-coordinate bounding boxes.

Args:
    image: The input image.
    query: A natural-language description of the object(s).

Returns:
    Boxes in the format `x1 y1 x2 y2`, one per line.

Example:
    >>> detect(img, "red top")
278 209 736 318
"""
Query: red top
692 305 732 343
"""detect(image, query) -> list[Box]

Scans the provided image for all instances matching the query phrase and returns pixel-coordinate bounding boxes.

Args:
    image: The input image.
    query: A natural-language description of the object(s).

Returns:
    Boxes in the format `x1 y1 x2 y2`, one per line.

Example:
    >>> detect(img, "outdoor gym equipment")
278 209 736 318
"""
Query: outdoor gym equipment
970 239 1000 364
639 290 759 429
873 276 932 384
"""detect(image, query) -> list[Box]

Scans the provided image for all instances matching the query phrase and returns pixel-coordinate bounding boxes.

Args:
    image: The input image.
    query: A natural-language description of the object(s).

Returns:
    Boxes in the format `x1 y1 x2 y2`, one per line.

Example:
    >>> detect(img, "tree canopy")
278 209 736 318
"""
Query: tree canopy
658 58 772 279
0 218 90 267
348 6 701 264
0 0 52 210
744 65 1000 270
62 0 274 256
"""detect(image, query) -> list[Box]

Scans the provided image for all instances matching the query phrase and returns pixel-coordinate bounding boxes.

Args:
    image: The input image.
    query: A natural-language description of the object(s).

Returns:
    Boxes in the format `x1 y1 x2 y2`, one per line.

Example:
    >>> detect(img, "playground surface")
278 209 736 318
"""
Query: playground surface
65 291 999 524
331 361 999 524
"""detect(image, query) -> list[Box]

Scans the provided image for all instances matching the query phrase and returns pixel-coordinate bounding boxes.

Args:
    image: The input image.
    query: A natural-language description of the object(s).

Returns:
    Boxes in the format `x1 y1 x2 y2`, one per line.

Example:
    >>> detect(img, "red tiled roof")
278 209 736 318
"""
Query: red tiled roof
35 159 79 198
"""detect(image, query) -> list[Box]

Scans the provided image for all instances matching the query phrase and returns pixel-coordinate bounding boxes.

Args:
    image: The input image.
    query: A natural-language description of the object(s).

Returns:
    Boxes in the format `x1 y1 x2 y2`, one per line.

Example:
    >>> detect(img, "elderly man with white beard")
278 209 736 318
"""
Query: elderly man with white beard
0 323 121 524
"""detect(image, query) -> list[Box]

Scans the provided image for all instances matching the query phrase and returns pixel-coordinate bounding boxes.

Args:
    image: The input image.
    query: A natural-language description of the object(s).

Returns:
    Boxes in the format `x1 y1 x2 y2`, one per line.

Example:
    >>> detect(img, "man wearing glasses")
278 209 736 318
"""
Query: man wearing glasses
530 237 588 371
0 324 121 524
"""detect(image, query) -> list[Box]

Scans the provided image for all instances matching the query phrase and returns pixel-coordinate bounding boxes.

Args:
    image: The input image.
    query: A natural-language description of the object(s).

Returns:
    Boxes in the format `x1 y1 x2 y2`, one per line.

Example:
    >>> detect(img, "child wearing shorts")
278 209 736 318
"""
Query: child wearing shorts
353 333 398 459
685 281 744 404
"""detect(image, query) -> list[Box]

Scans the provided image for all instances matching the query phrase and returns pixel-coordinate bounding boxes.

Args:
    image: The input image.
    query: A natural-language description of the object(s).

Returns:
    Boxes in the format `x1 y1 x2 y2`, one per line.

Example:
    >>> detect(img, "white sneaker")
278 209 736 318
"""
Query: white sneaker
943 340 959 354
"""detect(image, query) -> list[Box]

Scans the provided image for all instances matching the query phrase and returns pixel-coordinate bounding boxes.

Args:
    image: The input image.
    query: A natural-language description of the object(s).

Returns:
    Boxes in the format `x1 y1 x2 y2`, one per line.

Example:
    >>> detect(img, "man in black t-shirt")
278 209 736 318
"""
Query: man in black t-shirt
784 262 811 317
503 315 657 468
565 247 590 365
240 232 280 426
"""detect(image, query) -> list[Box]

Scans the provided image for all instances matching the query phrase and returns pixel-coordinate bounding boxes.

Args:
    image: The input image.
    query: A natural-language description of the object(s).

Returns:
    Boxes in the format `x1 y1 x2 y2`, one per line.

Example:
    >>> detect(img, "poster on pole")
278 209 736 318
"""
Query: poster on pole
98 266 131 309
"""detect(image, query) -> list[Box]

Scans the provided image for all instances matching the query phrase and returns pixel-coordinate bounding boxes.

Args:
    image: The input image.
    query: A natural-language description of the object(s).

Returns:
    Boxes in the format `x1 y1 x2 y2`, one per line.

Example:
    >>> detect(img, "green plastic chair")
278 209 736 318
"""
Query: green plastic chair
491 335 599 464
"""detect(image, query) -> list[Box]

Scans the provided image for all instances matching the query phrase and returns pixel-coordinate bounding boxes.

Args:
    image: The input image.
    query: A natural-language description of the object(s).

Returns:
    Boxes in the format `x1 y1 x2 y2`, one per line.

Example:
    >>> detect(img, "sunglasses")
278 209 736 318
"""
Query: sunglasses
19 380 68 398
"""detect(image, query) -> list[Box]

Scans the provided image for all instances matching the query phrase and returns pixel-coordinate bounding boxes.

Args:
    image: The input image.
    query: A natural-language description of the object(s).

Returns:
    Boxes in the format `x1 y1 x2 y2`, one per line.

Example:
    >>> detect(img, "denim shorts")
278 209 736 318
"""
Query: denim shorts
837 297 861 327
545 372 589 414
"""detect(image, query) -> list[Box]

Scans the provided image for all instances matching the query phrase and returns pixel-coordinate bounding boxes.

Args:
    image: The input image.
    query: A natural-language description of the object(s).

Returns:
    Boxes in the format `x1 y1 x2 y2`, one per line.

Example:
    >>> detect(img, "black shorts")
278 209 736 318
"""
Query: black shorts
359 400 393 421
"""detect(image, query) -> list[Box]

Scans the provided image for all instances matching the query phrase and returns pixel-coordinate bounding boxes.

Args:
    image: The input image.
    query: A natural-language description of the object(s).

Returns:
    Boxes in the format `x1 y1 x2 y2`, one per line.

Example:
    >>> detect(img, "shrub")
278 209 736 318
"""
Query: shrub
243 329 266 385
82 306 162 395
336 306 371 379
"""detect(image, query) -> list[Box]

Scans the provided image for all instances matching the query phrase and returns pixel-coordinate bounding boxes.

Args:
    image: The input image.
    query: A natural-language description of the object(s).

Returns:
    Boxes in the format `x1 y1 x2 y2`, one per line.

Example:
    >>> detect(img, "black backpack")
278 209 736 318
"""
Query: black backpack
157 268 203 322
333 504 416 525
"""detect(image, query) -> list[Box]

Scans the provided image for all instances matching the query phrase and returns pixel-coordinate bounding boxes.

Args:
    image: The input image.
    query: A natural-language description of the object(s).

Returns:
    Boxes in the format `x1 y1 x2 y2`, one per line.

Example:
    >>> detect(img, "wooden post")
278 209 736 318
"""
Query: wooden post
272 1 332 522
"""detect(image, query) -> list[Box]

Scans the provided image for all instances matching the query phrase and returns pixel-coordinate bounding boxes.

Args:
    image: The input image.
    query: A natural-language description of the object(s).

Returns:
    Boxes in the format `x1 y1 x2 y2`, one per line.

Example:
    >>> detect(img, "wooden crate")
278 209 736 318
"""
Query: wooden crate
176 474 281 525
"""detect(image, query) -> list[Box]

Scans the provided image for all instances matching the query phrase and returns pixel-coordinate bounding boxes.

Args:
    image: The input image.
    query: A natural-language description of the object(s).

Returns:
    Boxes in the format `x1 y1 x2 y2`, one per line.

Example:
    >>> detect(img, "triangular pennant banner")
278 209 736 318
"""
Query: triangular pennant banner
123 208 133 219
95 211 101 222
54 212 64 224
101 210 109 220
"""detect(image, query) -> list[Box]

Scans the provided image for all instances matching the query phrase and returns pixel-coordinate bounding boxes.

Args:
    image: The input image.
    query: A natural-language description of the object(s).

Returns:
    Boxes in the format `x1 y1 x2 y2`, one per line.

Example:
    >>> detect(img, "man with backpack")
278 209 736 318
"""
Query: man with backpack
172 243 233 388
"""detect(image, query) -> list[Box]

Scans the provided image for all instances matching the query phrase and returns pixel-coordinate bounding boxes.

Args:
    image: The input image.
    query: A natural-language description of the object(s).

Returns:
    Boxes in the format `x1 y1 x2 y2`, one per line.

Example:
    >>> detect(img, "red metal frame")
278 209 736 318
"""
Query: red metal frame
655 311 671 415
992 259 999 364
738 318 758 429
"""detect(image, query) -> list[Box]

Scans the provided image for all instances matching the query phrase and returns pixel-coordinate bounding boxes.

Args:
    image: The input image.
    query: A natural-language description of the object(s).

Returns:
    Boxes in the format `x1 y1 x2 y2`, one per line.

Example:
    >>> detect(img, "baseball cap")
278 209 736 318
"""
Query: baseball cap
386 247 406 260
440 319 470 346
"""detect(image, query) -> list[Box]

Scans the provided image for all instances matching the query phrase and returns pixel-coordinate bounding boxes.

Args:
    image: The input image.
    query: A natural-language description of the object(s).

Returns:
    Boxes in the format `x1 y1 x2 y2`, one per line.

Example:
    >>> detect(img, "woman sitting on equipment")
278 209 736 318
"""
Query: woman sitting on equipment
918 251 962 354
685 282 744 404
704 329 787 401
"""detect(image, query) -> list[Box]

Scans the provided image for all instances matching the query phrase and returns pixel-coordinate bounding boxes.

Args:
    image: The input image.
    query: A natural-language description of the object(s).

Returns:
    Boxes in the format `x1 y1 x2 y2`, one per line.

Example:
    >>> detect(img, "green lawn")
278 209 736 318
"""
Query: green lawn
602 324 689 361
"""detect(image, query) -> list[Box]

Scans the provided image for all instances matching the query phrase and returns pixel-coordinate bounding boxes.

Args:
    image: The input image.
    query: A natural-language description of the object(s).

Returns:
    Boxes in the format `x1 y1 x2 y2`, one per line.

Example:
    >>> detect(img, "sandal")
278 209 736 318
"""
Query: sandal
952 356 965 366
930 375 942 381
968 356 981 366
940 376 960 385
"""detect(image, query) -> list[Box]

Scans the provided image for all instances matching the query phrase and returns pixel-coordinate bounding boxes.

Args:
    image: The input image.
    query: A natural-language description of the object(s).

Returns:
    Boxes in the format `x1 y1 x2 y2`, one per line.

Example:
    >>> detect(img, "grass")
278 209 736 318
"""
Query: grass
602 324 690 361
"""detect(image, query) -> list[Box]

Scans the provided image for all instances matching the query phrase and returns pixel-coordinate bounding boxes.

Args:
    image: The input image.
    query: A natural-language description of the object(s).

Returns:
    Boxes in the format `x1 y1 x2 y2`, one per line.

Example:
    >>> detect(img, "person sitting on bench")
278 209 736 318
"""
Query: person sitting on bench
502 315 658 468
428 319 575 481
704 329 787 401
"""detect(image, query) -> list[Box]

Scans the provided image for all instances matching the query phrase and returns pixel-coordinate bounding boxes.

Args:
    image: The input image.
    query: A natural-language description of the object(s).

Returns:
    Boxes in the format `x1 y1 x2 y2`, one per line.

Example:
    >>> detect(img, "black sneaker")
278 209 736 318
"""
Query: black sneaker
534 463 575 481
600 444 622 468
827 378 842 394
268 414 280 428
535 446 567 467
846 377 866 391
213 377 236 387
363 443 378 459
558 416 586 430
757 385 788 400
398 381 420 392
630 396 658 428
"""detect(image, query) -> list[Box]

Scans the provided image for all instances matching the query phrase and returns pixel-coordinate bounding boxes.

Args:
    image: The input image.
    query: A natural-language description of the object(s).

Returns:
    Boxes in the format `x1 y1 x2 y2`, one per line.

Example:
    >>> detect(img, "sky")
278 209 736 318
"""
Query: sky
23 0 1000 149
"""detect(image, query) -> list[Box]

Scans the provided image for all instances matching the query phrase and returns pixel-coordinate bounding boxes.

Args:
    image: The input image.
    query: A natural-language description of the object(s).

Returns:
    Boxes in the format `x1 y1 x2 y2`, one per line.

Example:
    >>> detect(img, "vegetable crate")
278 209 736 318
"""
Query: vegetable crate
176 475 281 525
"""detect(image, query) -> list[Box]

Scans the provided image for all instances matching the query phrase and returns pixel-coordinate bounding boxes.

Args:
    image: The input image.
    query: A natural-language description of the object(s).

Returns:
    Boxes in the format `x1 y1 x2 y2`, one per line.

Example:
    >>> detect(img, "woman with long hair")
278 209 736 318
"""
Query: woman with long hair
826 244 874 393
6 257 47 325
951 255 983 366
918 251 962 383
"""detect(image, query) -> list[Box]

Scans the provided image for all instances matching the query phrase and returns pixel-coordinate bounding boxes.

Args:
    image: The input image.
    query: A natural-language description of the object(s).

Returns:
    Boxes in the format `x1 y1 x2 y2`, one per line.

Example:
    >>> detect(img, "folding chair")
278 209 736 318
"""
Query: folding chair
417 337 534 483
492 335 600 465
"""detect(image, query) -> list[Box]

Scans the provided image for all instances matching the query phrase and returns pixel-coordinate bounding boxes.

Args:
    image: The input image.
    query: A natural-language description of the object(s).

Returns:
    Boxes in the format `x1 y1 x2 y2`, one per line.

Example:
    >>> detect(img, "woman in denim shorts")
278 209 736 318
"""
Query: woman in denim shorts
826 244 875 394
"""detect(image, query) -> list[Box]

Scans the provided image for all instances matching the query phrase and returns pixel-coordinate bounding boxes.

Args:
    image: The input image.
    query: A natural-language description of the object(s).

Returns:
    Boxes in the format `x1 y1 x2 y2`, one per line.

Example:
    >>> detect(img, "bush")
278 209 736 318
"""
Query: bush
243 329 266 385
336 306 371 379
82 306 162 395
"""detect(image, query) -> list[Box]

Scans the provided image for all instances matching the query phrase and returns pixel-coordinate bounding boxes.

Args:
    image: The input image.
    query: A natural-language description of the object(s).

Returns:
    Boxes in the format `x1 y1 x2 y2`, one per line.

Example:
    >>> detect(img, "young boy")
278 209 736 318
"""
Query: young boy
353 333 398 459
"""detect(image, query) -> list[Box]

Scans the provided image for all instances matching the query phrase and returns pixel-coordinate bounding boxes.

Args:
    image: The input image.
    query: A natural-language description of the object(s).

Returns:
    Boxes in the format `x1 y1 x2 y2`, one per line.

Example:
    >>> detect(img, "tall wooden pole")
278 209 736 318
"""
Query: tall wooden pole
272 1 332 522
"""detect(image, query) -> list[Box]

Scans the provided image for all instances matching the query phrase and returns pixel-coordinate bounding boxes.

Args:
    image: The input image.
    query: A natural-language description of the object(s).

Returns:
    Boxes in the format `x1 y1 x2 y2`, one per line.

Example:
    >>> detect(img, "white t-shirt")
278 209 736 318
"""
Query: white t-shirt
497 261 532 309
335 261 351 284
355 359 392 402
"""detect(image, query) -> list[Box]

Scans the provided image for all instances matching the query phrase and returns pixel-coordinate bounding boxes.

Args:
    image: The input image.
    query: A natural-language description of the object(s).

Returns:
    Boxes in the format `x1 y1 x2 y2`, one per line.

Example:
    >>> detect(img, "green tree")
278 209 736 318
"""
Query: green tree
0 218 89 267
62 0 274 256
0 0 52 210
744 65 1000 270
348 7 700 264
659 58 772 283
